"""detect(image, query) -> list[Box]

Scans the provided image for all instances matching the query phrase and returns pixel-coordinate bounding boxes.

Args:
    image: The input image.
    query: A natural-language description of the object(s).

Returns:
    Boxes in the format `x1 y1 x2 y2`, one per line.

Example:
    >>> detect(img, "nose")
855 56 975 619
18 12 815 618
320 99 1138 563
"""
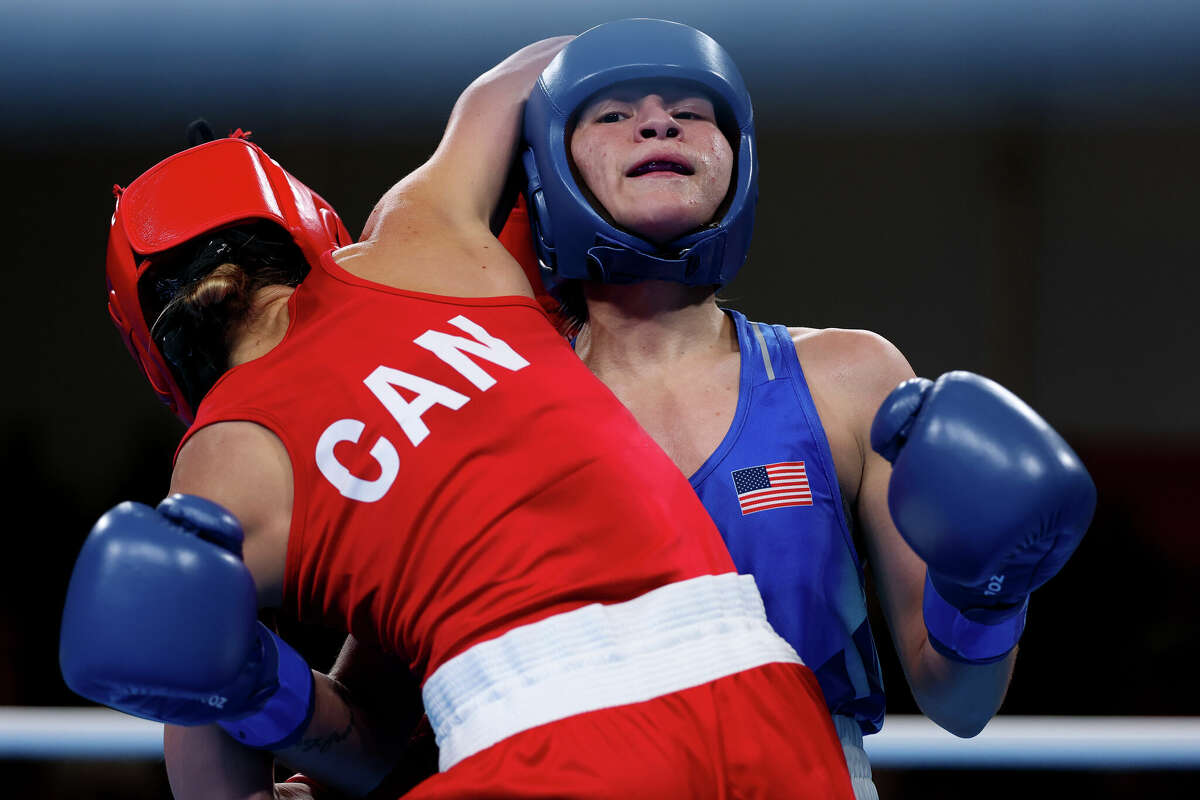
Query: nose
636 97 679 140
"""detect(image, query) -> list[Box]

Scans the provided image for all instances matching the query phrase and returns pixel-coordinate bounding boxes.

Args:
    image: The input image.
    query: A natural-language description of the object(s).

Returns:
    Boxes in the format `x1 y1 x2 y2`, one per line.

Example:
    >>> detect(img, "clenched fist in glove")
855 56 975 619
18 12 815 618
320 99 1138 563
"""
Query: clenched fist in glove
871 371 1096 663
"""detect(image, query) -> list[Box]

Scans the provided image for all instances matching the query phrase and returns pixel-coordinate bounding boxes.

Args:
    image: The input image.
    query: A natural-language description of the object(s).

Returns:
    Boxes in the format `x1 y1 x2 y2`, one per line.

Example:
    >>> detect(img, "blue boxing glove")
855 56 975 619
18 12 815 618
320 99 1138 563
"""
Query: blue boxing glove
59 494 314 749
870 372 1096 664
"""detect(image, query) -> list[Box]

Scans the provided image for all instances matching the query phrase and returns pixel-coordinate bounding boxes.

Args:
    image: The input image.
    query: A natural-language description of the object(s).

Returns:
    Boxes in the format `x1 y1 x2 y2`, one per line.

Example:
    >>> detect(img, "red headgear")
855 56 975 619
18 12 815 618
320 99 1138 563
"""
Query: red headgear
106 134 353 424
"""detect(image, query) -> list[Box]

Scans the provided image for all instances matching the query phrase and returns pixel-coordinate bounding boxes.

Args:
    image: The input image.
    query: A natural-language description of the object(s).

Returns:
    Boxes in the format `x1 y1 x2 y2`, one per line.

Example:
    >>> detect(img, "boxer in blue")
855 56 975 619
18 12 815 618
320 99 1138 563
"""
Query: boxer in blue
521 19 1096 799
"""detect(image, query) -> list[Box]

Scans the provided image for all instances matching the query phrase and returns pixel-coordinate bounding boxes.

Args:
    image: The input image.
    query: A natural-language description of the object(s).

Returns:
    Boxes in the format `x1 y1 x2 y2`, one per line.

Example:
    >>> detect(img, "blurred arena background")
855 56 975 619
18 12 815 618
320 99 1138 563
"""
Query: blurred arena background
2 0 1196 795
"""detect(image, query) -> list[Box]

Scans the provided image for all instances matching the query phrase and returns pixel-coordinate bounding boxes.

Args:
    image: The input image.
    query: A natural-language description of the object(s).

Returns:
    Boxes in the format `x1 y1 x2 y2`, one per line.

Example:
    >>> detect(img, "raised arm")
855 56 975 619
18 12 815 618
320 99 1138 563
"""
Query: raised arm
867 367 1094 736
839 334 1095 737
337 37 571 297
809 331 1018 737
855 388 1019 736
417 35 573 226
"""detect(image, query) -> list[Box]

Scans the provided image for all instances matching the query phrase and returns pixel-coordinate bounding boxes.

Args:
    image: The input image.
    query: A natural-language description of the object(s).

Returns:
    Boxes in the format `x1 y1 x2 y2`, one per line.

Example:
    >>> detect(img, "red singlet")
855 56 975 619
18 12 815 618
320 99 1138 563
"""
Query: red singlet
182 252 853 798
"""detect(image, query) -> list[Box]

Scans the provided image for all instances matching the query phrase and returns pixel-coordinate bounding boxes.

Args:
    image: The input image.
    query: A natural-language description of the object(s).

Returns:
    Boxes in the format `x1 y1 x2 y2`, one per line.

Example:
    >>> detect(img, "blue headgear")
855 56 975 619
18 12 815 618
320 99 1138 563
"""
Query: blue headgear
522 18 757 296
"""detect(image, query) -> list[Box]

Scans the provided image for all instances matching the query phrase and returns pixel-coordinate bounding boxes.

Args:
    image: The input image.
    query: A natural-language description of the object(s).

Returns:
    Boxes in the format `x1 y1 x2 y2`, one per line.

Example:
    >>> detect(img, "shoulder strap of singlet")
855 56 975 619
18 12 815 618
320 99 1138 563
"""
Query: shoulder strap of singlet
727 308 783 387
729 309 863 570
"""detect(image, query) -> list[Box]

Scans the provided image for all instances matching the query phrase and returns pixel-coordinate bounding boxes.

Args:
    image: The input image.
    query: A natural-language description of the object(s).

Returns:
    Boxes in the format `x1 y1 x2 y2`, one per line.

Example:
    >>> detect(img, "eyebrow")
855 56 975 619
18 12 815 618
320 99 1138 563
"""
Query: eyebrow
598 92 711 104
583 94 715 117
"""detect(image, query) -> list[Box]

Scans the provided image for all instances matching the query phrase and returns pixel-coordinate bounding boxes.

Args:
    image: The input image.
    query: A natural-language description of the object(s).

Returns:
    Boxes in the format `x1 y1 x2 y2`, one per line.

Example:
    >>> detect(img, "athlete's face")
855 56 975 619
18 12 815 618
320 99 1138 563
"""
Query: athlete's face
569 85 734 245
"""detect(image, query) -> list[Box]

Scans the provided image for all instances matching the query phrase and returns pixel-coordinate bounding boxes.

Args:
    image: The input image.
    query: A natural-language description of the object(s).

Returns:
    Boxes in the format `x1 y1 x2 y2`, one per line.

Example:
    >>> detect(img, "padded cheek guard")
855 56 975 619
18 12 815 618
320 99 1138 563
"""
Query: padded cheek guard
106 136 353 424
522 18 758 298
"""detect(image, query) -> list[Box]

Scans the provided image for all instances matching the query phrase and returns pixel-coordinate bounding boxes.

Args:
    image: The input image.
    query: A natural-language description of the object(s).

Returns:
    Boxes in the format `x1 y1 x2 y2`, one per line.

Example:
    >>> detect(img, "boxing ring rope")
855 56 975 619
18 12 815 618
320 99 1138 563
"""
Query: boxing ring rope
2 708 1198 768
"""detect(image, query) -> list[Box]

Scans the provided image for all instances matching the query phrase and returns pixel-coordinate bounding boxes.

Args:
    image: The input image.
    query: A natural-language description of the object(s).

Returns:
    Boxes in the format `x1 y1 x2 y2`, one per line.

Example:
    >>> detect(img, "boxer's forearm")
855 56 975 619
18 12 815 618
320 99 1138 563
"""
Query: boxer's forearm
905 640 1016 738
271 671 404 797
165 723 275 800
166 671 405 800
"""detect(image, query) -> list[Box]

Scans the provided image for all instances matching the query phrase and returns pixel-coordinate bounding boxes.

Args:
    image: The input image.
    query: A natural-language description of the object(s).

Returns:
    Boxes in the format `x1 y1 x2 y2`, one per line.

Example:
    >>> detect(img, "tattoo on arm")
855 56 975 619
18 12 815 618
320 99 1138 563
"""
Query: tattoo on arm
297 681 356 755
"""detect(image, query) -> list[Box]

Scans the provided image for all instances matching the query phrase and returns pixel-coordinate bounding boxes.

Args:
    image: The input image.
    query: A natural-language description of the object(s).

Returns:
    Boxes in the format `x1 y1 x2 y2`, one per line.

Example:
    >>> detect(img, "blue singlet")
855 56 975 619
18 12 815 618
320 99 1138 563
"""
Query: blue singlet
690 310 886 733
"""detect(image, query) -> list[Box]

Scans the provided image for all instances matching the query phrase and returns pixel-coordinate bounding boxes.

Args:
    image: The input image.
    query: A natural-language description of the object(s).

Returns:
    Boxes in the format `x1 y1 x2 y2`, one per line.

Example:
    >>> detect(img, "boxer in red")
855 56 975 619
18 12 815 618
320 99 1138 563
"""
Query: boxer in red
59 38 854 798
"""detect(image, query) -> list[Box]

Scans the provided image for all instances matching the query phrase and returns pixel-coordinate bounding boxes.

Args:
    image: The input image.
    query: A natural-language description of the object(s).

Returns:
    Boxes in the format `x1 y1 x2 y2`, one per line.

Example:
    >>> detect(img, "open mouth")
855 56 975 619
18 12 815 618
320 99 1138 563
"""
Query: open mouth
626 159 694 177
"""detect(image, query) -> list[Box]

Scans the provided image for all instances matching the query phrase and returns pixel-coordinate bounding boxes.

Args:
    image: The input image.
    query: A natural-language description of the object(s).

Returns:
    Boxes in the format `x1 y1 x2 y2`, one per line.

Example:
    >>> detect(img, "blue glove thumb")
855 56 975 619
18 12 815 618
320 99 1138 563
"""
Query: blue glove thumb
869 377 934 463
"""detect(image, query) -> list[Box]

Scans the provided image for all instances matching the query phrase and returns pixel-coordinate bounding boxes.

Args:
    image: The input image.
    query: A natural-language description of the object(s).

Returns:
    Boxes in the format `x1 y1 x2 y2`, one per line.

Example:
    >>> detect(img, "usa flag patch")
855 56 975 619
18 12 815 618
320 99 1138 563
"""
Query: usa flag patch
732 461 812 515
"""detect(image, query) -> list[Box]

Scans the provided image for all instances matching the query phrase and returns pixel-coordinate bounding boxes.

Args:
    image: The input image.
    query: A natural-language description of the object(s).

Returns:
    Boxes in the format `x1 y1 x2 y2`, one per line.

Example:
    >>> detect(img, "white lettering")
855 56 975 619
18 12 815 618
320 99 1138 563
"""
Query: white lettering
315 318 530 502
984 574 1006 596
364 366 469 447
315 419 400 503
413 314 530 391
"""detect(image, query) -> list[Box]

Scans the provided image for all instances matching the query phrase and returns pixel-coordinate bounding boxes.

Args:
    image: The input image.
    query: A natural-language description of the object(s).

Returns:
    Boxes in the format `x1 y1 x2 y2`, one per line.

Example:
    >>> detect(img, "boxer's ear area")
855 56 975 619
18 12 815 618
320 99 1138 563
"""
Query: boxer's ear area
490 159 526 237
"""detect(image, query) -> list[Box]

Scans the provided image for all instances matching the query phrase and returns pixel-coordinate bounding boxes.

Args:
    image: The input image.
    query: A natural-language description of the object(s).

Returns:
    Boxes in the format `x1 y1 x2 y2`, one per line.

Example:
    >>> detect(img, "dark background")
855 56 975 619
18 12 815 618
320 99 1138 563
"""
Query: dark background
2 1 1197 796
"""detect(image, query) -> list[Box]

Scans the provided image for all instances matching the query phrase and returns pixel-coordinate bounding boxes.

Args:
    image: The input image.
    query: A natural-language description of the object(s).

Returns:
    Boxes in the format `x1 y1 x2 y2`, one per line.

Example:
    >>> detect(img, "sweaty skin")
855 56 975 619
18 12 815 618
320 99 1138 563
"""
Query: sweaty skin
570 88 733 245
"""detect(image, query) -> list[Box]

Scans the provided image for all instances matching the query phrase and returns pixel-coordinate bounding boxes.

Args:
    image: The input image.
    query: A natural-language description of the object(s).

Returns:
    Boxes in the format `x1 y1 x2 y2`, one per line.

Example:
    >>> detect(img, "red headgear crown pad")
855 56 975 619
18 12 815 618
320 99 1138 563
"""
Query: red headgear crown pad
106 136 352 423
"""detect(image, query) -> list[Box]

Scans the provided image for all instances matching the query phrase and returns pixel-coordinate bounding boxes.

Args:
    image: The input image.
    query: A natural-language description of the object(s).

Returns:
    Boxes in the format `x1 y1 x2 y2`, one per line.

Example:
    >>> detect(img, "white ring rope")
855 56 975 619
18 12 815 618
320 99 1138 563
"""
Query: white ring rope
2 708 1198 768
864 715 1200 770
0 707 162 759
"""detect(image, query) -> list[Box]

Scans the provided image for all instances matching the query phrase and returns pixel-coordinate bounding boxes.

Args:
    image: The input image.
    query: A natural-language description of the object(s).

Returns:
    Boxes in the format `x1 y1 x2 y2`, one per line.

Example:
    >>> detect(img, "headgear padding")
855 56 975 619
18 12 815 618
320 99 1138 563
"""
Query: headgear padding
522 18 757 296
106 135 352 424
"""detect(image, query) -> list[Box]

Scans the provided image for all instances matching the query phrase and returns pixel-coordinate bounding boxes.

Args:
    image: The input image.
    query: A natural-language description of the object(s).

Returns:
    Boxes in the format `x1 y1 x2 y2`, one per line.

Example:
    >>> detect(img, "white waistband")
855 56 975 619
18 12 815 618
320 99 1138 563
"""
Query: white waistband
422 572 803 771
834 714 879 800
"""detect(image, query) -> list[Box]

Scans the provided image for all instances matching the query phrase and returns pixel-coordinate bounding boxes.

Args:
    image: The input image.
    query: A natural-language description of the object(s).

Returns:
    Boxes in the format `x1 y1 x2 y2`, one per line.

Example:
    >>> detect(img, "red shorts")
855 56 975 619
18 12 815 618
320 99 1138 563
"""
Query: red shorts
402 662 853 800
